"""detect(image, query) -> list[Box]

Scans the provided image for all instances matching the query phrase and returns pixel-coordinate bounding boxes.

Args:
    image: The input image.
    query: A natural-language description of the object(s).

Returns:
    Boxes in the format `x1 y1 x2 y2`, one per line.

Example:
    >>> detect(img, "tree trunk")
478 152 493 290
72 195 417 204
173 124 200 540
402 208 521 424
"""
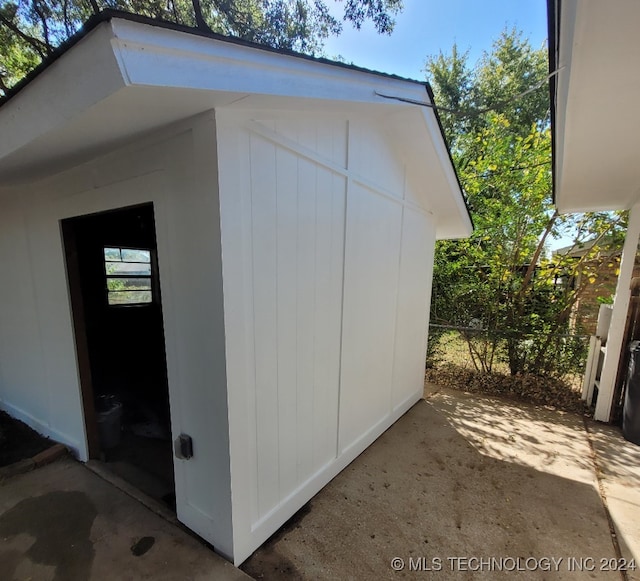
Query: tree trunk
191 0 211 31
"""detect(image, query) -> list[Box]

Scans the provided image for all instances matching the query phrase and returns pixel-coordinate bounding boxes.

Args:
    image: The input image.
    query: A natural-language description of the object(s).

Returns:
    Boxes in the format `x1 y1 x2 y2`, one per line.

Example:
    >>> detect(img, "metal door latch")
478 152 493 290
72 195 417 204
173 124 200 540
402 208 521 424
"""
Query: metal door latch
174 434 193 459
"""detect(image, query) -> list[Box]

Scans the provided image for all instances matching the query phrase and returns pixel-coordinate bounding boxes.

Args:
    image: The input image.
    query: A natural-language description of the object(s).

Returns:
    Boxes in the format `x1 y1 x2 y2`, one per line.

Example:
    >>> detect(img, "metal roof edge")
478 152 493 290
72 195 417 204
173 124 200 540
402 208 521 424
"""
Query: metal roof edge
424 82 474 232
547 0 560 207
0 9 427 108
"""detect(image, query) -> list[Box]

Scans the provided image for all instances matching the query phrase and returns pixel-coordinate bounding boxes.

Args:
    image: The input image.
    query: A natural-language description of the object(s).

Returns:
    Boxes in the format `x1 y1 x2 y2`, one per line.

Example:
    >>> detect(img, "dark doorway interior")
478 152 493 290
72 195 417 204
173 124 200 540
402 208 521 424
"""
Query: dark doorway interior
62 204 175 510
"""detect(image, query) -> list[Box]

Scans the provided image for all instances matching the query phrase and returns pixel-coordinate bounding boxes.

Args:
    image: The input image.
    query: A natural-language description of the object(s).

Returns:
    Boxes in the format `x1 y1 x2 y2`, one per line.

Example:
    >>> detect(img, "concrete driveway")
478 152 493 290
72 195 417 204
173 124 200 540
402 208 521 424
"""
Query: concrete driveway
242 387 640 580
2 387 639 580
0 456 250 581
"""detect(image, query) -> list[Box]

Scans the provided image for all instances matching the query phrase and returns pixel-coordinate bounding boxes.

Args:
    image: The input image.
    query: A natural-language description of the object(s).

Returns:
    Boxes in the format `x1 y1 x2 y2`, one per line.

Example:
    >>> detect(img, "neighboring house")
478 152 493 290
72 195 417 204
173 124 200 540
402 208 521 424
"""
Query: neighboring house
548 0 640 422
0 11 472 565
553 241 640 335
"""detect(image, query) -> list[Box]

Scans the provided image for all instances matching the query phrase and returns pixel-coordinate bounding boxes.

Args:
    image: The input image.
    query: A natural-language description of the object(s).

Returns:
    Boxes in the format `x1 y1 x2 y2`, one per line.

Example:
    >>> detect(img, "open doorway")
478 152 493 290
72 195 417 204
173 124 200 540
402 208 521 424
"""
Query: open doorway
62 203 175 510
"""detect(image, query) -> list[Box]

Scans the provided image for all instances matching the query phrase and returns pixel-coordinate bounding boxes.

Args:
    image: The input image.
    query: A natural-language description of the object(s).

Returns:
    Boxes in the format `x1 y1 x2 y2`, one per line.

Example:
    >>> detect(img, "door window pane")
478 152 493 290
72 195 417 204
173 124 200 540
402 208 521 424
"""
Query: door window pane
121 249 151 263
105 261 152 276
104 247 153 306
107 290 153 305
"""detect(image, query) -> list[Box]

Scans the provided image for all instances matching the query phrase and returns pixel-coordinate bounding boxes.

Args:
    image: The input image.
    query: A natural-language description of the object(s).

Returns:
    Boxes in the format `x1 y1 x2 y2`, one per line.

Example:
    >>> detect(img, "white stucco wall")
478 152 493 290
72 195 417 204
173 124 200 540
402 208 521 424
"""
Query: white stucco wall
216 110 436 564
0 113 235 559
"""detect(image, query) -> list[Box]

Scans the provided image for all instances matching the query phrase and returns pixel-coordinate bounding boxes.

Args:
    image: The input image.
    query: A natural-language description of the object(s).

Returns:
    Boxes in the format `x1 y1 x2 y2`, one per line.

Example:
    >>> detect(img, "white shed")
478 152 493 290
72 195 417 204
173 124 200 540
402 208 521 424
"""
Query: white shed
0 11 471 564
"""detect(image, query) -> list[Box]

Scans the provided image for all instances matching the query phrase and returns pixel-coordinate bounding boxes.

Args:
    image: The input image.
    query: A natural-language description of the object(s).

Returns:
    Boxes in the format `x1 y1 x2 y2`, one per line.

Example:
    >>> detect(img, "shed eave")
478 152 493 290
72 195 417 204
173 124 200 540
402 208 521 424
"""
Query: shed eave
0 16 430 178
0 14 471 236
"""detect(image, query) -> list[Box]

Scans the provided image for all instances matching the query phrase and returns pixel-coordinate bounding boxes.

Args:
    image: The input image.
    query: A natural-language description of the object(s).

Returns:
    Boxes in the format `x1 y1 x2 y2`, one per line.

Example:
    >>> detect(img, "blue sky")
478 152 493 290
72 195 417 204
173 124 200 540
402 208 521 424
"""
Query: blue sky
324 0 566 248
324 0 548 81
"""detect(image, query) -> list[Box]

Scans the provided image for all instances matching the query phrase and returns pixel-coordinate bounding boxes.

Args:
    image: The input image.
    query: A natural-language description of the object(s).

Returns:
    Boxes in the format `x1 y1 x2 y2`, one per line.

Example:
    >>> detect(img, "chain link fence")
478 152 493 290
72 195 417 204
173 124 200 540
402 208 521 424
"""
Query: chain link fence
425 324 593 413
427 324 591 390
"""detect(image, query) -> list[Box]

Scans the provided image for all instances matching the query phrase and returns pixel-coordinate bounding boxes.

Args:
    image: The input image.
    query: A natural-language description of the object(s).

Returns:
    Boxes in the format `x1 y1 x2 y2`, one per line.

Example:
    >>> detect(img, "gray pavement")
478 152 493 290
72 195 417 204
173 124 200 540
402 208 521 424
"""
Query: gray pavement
588 421 640 581
0 456 250 581
2 387 640 580
242 387 639 579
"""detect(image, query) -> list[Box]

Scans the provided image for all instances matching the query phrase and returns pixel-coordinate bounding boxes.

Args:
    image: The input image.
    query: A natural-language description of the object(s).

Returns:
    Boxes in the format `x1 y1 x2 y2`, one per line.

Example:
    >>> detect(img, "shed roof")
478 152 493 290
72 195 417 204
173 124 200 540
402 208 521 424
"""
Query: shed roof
1 9 425 105
0 10 472 238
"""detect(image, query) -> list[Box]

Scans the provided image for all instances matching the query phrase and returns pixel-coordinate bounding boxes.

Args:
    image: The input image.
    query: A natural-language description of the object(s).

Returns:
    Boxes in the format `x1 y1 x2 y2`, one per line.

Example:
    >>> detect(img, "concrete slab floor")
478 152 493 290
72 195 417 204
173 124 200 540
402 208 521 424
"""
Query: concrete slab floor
0 457 250 581
242 388 638 580
587 421 640 581
2 387 639 580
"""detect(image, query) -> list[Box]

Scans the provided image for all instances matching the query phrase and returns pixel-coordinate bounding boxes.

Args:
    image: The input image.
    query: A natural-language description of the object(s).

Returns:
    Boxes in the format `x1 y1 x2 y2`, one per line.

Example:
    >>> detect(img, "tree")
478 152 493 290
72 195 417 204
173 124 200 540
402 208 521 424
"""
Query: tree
426 30 548 152
426 30 624 377
423 44 479 147
476 29 549 135
0 0 402 94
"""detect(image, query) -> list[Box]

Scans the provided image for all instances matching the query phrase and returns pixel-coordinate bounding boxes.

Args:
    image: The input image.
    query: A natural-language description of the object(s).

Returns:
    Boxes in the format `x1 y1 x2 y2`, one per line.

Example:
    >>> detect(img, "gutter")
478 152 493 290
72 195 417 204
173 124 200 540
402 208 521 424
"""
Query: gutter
547 0 560 206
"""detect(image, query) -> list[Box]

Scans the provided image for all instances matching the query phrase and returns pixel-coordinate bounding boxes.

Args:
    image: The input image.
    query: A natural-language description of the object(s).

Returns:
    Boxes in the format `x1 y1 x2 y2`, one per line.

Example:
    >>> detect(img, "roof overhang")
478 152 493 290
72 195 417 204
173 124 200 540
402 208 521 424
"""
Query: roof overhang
0 12 472 238
549 0 640 213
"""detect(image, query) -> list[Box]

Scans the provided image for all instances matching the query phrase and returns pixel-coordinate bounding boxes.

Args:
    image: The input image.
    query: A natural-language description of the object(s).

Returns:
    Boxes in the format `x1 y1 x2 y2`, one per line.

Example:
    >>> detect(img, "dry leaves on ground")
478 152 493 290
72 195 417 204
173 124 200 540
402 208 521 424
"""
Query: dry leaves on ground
426 364 590 415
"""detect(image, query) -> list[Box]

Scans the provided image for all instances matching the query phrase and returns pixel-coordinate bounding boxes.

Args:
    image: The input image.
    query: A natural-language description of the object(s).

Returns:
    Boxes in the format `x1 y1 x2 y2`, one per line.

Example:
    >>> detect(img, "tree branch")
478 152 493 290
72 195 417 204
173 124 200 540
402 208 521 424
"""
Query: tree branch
31 0 52 54
88 0 101 16
520 209 559 293
0 12 49 58
191 0 211 31
168 0 180 23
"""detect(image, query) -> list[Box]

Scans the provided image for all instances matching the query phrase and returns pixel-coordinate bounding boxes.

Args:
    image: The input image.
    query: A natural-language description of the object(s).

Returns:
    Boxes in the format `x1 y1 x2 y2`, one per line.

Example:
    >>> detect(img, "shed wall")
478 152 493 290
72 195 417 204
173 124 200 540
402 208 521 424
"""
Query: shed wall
0 114 235 558
217 111 436 563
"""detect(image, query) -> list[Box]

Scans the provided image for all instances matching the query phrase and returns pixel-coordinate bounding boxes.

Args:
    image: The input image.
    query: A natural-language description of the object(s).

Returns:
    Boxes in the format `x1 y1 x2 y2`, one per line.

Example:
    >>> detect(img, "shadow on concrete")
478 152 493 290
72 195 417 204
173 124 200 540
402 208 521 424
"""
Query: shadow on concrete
587 421 640 484
432 390 596 484
242 390 622 580
587 421 640 580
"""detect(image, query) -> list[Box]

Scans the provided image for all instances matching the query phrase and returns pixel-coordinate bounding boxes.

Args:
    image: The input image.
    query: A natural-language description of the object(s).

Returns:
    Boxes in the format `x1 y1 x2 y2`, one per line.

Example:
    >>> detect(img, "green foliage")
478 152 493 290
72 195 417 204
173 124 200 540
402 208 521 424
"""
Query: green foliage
425 29 549 152
0 3 44 91
426 29 624 378
425 44 479 148
0 0 403 94
475 29 549 134
597 295 614 305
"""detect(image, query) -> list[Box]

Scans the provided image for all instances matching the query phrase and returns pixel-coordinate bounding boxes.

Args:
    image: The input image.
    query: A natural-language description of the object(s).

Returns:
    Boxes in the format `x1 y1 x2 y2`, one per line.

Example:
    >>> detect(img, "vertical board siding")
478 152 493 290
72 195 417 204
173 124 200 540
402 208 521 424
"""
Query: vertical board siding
246 129 346 520
250 135 281 517
404 176 430 212
217 121 261 534
391 208 436 409
315 120 348 169
0 205 48 422
261 118 348 169
221 113 436 562
0 121 235 557
312 170 345 469
296 156 317 484
338 182 403 451
275 147 299 501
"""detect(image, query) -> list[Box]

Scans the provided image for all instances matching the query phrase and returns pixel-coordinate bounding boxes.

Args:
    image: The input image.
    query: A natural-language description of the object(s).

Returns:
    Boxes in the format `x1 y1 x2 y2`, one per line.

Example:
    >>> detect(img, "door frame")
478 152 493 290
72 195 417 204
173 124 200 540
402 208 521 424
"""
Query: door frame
61 217 101 458
61 202 167 460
